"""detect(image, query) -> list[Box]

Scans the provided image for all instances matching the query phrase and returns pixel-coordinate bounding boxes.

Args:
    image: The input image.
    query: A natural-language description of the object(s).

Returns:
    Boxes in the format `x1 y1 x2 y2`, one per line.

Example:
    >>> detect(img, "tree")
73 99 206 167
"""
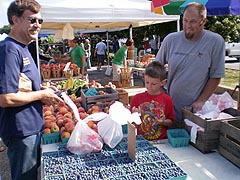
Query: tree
0 25 10 35
205 15 240 42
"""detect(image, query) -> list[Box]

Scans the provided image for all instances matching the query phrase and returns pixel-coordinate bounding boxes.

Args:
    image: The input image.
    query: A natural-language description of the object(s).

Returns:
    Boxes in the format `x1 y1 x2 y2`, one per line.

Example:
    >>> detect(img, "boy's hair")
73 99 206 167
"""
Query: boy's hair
144 61 167 81
8 0 41 25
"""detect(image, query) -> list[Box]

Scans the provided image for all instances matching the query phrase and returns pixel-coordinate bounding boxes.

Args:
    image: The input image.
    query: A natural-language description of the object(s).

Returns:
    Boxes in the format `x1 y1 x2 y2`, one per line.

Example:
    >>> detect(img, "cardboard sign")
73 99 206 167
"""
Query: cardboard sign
63 62 71 72
127 122 137 161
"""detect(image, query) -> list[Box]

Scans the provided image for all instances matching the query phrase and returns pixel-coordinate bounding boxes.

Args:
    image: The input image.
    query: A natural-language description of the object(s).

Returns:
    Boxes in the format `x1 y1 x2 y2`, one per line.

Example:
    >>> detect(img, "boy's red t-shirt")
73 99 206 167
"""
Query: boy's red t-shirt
130 91 175 141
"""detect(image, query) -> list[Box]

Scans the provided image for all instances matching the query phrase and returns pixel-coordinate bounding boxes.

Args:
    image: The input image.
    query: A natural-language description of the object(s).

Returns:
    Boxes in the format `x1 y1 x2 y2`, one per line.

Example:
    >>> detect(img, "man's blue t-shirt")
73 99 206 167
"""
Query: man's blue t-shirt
0 37 44 139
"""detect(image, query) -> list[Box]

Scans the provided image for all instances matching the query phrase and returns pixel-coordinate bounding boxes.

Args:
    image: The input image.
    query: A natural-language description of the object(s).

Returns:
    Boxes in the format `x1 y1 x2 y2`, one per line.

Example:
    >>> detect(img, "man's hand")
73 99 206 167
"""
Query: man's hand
191 100 205 113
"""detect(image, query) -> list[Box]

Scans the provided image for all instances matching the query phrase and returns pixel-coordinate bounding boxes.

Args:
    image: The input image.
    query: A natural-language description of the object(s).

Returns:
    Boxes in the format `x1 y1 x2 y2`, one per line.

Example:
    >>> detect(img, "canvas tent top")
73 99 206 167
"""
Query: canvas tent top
40 0 180 32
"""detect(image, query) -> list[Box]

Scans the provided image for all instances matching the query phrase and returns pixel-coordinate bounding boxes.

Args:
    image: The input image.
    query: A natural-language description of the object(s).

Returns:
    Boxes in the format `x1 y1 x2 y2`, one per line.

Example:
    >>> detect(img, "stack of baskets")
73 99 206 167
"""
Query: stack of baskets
120 67 131 87
51 69 62 78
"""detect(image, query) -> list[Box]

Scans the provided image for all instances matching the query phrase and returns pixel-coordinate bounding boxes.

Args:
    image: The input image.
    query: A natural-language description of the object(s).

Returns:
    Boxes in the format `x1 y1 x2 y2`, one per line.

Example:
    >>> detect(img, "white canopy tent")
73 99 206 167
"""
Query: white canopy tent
37 0 180 77
40 0 180 34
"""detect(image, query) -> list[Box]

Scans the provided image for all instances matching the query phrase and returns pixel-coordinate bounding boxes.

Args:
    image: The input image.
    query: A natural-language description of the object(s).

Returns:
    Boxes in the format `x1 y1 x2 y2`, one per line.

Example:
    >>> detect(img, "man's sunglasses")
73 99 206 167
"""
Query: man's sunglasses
28 17 44 24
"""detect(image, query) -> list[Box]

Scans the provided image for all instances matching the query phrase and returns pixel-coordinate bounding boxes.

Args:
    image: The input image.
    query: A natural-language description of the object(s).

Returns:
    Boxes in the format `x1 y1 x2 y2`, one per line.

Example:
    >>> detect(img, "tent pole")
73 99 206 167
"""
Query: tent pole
36 37 41 79
106 31 109 66
129 24 133 39
238 58 240 109
177 19 180 32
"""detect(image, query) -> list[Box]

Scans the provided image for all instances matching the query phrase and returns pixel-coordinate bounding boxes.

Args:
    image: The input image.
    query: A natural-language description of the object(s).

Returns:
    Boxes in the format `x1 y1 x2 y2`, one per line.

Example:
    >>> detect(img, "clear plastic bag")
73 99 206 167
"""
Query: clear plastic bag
66 120 103 155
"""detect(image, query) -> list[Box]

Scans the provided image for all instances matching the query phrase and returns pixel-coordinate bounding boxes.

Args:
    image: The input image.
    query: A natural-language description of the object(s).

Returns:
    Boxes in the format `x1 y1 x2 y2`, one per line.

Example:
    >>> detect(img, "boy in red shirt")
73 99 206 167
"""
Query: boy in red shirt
130 61 175 141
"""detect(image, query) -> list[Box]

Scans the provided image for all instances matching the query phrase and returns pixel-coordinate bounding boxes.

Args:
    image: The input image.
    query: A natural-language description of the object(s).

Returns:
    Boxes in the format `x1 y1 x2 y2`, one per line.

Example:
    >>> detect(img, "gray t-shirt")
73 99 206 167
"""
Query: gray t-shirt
156 30 225 120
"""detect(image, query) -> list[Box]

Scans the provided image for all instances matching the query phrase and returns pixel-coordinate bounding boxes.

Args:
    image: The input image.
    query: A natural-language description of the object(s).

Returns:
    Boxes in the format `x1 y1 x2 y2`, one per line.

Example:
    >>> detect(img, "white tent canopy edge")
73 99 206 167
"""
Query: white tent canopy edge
40 0 180 33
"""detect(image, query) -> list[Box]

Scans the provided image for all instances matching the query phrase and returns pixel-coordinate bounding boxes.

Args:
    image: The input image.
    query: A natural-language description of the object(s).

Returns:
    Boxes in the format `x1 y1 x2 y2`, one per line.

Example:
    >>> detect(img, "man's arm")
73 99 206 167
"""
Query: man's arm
81 56 86 76
191 78 221 112
0 88 63 108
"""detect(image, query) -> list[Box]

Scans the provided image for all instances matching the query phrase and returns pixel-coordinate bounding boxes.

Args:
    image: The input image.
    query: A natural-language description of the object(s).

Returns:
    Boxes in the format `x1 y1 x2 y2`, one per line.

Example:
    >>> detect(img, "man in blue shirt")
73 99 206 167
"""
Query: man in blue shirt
0 1 62 179
94 38 106 71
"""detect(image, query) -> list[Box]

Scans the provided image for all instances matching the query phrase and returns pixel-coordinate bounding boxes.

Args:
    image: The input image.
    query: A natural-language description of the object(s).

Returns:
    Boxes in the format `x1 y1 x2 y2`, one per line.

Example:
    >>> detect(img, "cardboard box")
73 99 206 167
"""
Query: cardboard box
219 119 240 168
116 88 129 106
183 107 240 153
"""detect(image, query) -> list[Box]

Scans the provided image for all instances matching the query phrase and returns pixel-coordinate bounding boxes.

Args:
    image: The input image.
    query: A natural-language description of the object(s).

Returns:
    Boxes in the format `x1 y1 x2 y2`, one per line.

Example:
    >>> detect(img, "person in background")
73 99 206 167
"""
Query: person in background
43 38 51 55
84 39 92 69
155 2 225 126
94 38 106 71
55 38 87 78
112 38 133 88
130 61 175 141
28 39 53 68
0 1 63 179
112 35 120 54
150 35 158 55
144 38 151 53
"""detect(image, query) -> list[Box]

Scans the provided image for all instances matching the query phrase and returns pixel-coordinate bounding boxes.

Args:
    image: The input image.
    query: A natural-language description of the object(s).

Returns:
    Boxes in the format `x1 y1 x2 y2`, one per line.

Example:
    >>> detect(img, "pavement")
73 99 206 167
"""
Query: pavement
225 57 240 70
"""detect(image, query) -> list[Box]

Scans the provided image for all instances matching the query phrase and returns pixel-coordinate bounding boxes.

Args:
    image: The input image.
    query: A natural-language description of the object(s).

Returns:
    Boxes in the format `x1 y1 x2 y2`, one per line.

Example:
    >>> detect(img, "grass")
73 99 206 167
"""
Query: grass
220 69 239 89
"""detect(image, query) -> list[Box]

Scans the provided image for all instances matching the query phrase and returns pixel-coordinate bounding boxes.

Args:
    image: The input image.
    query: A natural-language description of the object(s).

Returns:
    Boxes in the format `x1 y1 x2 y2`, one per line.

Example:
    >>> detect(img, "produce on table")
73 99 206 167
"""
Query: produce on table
41 63 81 79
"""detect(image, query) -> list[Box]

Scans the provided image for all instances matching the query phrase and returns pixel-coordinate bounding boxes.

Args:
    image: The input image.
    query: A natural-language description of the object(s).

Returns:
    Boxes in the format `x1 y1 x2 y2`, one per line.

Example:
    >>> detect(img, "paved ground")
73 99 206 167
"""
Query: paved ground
225 57 240 70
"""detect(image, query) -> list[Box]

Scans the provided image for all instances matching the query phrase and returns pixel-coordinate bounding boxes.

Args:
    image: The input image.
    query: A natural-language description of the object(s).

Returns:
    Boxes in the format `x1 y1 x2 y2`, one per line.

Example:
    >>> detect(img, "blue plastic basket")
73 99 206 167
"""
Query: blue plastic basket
167 129 190 148
42 132 60 145
122 124 128 134
85 87 98 96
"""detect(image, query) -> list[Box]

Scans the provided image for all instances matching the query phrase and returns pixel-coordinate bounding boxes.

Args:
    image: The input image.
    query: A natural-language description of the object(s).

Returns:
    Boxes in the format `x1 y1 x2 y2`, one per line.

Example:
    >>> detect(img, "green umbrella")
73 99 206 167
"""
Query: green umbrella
163 0 186 15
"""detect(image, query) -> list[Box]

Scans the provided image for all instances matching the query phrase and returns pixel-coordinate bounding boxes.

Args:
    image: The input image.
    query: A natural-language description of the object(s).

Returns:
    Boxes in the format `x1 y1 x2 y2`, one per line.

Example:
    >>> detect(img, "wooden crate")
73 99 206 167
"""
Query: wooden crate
51 69 62 78
182 107 240 153
42 70 51 79
116 88 129 106
219 119 240 168
81 87 119 110
63 69 73 78
73 68 80 76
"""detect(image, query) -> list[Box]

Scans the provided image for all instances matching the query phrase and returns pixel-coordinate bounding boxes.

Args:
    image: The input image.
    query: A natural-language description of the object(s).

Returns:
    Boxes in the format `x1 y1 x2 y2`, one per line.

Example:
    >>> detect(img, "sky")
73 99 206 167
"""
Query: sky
0 0 10 28
0 0 53 28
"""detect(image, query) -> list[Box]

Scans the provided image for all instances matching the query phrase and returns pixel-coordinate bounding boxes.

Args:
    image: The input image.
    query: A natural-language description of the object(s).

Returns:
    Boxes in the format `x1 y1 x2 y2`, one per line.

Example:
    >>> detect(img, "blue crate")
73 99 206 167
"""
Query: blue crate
122 124 128 134
42 132 60 145
167 129 190 148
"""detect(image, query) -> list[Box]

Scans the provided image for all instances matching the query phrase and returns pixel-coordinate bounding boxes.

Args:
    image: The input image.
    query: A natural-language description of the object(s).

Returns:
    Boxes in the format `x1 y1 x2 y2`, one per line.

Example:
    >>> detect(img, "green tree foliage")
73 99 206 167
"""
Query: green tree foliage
0 25 10 34
205 15 240 42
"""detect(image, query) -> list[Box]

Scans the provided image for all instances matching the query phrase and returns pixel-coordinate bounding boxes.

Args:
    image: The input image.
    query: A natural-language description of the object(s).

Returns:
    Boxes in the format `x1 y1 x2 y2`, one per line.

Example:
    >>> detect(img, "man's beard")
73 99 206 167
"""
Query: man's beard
185 31 194 40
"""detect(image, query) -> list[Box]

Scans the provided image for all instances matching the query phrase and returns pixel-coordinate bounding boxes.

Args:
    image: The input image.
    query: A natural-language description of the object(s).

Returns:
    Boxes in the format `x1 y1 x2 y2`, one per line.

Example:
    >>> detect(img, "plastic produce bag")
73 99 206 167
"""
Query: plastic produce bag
83 112 123 149
98 115 123 148
198 92 234 115
66 120 103 155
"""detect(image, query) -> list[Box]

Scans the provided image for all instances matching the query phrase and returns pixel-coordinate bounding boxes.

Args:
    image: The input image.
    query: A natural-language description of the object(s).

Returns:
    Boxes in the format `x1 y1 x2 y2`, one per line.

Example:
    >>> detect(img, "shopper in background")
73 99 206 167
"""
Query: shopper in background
112 35 120 54
0 0 63 179
112 38 133 88
94 38 106 71
155 2 225 126
150 35 158 55
130 61 175 141
84 39 92 69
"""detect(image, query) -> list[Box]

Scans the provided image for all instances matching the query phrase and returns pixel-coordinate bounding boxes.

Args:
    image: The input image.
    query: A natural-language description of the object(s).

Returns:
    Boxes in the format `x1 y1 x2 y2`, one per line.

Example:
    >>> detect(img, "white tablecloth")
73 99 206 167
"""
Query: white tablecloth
154 140 240 180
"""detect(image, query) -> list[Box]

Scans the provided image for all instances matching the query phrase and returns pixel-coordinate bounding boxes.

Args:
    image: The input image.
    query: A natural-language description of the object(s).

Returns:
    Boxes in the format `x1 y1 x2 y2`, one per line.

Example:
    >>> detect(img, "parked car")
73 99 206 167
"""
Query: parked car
225 42 240 60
